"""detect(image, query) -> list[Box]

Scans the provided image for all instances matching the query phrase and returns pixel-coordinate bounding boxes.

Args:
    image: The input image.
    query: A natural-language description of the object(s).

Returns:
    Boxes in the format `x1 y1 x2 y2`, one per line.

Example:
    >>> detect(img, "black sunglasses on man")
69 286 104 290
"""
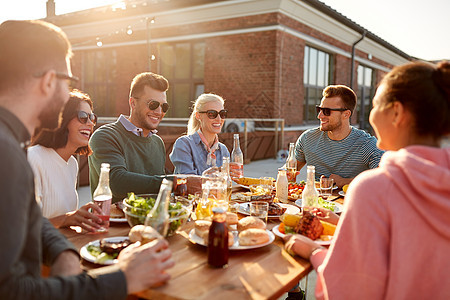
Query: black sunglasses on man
315 105 348 116
133 96 170 113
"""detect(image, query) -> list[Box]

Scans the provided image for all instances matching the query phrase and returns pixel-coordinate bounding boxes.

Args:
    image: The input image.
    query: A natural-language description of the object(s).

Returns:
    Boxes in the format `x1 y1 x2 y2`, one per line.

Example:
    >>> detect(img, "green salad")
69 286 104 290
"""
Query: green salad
317 197 335 212
86 244 118 264
125 193 188 235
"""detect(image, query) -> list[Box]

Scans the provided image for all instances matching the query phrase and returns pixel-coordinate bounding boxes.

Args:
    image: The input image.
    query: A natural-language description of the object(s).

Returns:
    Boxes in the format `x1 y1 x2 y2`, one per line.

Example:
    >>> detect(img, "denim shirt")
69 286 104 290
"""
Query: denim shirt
169 132 230 175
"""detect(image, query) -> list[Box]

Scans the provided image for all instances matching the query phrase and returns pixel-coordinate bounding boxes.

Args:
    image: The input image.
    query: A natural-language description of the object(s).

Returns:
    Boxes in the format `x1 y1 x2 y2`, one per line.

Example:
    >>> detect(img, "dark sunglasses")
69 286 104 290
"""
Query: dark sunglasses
147 100 169 113
315 106 348 116
77 111 97 124
199 109 228 119
134 97 170 113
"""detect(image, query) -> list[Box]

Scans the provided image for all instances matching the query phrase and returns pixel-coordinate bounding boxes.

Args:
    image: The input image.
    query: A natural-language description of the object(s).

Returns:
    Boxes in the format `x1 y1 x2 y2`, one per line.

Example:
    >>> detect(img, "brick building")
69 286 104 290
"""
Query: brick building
46 0 412 163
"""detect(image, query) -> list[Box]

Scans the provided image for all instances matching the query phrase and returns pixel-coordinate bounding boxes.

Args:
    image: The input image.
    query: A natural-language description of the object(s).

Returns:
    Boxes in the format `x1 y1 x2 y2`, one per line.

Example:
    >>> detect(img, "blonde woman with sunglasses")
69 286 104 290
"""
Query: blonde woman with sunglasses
28 90 104 232
170 93 230 175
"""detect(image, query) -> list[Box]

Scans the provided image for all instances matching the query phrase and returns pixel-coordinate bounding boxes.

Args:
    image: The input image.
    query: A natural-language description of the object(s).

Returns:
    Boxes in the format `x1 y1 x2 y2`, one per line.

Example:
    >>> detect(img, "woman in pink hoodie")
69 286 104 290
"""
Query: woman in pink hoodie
285 61 450 299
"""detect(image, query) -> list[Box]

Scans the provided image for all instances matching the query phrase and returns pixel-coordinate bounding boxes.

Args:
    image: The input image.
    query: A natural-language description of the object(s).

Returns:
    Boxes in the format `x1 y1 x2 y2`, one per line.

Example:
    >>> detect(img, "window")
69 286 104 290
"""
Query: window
357 65 374 131
82 49 117 117
159 41 205 117
303 46 332 122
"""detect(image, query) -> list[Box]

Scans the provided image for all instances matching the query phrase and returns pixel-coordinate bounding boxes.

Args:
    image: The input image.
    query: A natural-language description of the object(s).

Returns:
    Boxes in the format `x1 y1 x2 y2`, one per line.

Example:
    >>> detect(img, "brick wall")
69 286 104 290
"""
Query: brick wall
277 31 305 123
204 31 277 120
70 11 395 124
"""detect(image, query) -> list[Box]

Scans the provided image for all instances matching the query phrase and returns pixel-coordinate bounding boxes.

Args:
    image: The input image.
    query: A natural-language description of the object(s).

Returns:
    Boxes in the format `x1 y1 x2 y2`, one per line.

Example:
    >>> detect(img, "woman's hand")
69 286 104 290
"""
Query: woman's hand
310 207 340 225
284 234 323 260
229 168 241 181
61 202 104 232
329 173 353 188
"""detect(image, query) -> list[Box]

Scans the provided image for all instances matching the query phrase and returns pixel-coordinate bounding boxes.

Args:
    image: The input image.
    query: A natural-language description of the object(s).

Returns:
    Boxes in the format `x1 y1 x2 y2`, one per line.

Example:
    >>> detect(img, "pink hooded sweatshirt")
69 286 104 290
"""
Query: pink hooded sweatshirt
310 145 450 299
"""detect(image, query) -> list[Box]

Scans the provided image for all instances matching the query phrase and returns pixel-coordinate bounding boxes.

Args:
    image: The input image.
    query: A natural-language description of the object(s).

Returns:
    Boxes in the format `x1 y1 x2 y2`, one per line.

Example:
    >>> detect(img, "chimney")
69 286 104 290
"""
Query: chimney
46 0 55 18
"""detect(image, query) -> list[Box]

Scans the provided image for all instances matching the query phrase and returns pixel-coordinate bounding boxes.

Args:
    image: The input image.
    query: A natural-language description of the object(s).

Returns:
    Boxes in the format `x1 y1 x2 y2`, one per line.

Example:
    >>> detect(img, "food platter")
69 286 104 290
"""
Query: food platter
80 236 129 265
237 203 300 218
294 199 343 214
272 225 332 246
188 229 275 250
231 192 274 203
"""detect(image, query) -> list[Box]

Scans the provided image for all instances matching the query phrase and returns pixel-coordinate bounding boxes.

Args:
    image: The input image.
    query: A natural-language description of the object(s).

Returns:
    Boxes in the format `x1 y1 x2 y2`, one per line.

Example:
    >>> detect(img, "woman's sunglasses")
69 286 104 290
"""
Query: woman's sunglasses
199 109 228 119
77 111 97 124
315 106 348 116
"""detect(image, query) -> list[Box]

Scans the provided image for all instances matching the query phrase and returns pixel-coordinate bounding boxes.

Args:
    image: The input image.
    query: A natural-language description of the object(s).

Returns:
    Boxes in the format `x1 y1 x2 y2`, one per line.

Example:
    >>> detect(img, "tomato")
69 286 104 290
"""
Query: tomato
278 223 286 234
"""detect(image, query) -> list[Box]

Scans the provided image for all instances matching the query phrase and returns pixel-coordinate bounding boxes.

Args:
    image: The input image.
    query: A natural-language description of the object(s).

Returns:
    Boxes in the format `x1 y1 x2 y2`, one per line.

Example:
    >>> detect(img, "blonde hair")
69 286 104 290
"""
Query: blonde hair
187 93 225 135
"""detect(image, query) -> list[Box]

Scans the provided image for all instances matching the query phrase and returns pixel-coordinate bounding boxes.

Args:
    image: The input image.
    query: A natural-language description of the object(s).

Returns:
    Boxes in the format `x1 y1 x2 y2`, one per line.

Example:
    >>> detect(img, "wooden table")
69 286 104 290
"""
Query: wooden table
60 216 312 300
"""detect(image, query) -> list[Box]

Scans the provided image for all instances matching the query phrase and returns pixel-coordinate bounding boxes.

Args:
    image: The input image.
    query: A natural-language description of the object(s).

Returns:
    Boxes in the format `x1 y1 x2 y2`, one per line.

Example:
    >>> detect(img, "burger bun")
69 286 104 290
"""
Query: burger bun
195 220 212 239
110 203 125 218
226 212 238 226
129 225 162 243
237 216 266 232
238 228 270 246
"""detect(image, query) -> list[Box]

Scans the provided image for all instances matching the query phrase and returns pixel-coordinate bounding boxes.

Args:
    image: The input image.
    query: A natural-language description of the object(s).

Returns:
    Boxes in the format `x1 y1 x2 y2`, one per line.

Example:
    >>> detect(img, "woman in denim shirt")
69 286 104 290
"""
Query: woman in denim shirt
170 93 230 175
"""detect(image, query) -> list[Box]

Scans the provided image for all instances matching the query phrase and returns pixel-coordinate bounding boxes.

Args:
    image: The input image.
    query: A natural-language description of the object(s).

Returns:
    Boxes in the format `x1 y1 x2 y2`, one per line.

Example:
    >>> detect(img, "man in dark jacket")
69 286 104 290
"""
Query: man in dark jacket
0 19 174 299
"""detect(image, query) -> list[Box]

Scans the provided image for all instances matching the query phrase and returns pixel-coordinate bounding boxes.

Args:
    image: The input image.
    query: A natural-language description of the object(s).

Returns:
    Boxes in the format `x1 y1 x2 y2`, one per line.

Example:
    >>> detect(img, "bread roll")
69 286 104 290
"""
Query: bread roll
110 203 125 218
195 220 212 239
239 228 270 246
226 212 238 226
228 231 235 247
237 216 266 232
129 225 162 243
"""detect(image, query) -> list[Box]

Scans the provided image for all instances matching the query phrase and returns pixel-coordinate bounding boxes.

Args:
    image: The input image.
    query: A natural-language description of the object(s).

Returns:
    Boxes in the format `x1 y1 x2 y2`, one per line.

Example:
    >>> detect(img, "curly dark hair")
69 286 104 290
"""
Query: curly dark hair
31 89 94 155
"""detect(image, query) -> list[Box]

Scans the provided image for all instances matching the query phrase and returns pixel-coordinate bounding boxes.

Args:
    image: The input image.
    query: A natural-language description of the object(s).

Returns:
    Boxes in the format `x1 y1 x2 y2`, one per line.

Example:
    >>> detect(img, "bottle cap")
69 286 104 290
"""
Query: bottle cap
212 207 226 214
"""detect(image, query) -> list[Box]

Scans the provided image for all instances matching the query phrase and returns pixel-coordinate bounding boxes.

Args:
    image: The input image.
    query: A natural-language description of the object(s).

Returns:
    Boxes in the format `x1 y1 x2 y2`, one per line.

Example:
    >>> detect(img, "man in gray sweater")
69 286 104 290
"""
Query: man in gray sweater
0 20 174 299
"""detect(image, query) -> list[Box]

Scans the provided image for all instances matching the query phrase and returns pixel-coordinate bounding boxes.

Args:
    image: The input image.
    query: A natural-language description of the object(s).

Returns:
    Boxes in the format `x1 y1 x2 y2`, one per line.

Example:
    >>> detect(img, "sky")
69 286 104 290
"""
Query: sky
0 0 449 61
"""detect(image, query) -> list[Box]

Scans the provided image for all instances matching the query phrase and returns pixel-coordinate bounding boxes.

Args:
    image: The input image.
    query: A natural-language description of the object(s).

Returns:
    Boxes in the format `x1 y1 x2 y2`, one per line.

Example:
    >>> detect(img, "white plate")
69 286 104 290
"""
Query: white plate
238 203 300 218
338 191 345 197
110 217 127 223
188 229 274 250
272 224 332 246
294 199 343 214
80 236 129 265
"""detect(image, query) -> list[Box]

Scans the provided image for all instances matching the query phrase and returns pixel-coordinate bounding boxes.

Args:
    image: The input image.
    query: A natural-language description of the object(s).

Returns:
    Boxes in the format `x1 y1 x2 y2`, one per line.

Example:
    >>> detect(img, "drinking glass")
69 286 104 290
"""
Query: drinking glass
228 201 240 214
250 201 269 224
320 177 334 200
